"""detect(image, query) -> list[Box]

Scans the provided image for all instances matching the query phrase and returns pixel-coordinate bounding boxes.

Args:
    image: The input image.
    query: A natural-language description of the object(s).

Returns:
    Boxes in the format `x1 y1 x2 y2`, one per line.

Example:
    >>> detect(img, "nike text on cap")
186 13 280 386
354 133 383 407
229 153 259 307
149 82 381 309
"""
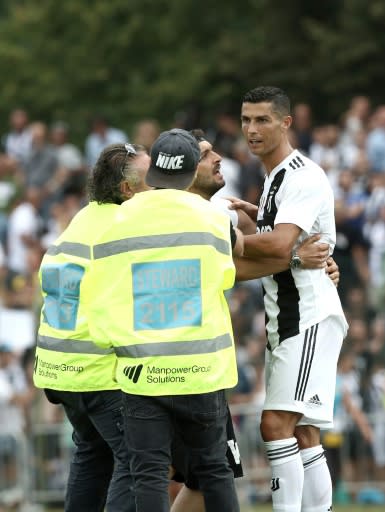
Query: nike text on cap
146 128 200 190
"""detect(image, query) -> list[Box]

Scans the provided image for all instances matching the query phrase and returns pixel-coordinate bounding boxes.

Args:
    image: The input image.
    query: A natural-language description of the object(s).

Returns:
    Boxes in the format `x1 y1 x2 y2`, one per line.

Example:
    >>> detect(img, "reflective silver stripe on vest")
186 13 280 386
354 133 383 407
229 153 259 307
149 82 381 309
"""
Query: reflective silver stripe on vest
114 333 232 358
46 242 91 259
37 335 114 355
93 232 230 259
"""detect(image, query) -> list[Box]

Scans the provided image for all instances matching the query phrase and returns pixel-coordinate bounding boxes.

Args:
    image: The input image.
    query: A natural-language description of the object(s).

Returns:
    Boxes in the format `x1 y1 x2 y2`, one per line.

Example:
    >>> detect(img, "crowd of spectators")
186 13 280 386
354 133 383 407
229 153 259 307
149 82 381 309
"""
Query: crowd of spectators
0 96 384 505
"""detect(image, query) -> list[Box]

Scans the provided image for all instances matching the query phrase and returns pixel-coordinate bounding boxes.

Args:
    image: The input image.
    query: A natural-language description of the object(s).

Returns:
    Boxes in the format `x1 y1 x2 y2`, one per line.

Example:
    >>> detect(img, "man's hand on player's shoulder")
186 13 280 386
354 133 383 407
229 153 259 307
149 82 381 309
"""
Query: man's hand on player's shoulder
225 196 258 222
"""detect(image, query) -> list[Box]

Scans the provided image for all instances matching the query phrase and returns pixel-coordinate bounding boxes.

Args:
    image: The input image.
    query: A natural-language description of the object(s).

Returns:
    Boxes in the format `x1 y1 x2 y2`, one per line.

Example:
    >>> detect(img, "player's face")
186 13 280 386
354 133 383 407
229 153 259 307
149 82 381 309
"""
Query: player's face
241 102 291 160
193 140 225 195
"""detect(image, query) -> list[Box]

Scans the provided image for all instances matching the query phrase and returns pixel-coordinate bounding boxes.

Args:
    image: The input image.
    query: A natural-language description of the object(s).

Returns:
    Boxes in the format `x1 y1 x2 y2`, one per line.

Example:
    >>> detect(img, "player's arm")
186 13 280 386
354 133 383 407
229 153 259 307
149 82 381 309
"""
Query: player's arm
235 254 287 280
236 209 258 235
243 223 330 264
235 233 329 281
215 196 257 235
243 222 300 260
226 196 258 222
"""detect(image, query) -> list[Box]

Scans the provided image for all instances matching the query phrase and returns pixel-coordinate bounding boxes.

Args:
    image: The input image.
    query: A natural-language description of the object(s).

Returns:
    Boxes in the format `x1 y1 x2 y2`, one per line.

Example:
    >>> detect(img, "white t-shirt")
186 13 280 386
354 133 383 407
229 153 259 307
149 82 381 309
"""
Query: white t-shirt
256 149 348 349
5 129 32 164
85 127 128 168
0 362 27 434
7 202 40 273
56 143 84 171
210 197 238 228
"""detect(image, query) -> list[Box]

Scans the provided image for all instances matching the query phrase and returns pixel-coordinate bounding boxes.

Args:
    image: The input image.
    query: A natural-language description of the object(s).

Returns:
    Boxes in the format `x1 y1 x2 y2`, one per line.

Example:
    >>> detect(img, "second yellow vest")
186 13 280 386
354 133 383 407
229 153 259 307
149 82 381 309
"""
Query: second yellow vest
34 203 120 392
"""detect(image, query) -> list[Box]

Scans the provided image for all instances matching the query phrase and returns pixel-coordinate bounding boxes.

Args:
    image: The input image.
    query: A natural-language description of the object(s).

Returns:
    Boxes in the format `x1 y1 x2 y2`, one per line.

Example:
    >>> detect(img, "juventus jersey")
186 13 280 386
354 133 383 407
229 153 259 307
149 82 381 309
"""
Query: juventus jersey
257 150 348 350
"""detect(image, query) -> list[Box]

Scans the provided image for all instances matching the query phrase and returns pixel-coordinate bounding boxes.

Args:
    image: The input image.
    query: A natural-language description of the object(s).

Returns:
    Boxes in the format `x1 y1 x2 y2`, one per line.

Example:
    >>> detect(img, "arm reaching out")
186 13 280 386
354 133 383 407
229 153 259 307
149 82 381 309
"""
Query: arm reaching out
235 234 330 281
235 255 288 281
225 196 258 222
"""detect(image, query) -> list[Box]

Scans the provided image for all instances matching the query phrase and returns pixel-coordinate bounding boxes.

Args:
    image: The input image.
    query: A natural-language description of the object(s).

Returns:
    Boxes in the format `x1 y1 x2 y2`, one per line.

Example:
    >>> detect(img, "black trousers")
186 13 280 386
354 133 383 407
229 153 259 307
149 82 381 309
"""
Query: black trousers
123 389 240 512
45 389 135 512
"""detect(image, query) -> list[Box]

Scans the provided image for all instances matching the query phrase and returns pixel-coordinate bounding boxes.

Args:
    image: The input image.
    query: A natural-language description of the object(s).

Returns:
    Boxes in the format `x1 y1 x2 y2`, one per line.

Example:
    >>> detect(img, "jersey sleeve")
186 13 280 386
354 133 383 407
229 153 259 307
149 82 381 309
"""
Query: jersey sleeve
274 169 329 234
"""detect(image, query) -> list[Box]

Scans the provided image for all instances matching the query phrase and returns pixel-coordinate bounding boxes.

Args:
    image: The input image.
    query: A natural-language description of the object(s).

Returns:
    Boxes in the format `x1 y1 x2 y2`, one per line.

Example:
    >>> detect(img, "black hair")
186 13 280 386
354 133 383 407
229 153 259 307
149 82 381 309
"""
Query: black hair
87 143 145 205
189 128 206 142
242 86 291 117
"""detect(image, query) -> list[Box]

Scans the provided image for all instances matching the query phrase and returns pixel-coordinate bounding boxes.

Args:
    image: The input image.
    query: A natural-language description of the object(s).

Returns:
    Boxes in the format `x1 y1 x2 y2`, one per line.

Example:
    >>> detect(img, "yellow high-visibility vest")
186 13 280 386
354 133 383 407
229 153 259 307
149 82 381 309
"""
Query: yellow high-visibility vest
34 203 119 391
88 189 238 396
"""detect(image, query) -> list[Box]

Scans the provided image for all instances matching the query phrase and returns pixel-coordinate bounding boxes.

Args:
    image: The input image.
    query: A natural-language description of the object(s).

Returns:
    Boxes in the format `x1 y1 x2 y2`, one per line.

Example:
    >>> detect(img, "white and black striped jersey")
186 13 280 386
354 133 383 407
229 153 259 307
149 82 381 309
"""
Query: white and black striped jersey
256 150 348 350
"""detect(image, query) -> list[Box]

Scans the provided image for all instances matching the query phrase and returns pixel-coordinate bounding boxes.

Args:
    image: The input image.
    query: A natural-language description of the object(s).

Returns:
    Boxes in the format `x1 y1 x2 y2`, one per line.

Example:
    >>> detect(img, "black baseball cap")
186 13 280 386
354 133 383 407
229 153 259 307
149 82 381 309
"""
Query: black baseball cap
146 128 200 190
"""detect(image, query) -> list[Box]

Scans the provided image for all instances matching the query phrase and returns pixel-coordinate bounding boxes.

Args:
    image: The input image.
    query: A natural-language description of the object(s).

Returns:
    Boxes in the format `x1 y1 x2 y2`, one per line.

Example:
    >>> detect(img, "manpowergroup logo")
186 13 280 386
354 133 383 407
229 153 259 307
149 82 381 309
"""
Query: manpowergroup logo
122 363 211 385
34 356 83 380
123 364 143 383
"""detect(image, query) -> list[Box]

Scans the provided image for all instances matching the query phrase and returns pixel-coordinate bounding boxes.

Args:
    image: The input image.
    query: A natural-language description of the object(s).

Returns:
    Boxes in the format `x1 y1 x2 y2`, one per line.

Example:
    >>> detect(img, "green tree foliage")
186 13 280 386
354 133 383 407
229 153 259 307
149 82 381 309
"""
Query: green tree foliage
304 0 385 120
0 0 384 139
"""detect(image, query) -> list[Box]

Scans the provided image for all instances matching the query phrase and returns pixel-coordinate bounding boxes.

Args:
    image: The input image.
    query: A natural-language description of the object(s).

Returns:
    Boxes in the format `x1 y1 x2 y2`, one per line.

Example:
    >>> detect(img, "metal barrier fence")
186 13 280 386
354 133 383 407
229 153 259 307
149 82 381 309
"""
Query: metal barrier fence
0 432 30 510
1 404 384 510
0 423 72 512
28 423 72 507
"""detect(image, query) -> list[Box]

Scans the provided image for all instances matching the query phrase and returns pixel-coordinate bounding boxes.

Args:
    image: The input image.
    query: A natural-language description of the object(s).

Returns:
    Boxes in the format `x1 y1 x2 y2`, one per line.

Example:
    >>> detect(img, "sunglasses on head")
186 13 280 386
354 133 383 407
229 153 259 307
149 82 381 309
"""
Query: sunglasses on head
120 143 137 176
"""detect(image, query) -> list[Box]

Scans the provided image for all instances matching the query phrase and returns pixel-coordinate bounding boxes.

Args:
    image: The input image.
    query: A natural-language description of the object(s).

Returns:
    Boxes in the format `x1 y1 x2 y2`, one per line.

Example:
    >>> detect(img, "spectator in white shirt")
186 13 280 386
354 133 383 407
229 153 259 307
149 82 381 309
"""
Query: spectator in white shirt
85 114 128 168
3 109 32 167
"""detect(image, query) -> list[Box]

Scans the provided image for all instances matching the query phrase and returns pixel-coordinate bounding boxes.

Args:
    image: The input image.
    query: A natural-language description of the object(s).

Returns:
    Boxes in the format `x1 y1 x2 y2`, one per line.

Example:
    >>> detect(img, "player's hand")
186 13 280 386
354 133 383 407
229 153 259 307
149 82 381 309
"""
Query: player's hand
225 196 258 222
326 256 340 287
297 234 329 269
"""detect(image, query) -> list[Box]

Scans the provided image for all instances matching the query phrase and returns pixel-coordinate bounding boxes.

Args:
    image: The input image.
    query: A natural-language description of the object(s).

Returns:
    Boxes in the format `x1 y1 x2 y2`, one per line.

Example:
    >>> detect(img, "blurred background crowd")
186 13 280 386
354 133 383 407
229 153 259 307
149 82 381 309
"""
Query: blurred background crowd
0 94 385 508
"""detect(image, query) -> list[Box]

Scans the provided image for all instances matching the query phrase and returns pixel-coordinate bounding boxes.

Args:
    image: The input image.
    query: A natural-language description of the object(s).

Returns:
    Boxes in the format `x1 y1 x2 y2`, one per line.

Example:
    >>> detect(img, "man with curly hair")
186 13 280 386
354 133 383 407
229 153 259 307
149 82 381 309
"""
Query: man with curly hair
34 143 150 512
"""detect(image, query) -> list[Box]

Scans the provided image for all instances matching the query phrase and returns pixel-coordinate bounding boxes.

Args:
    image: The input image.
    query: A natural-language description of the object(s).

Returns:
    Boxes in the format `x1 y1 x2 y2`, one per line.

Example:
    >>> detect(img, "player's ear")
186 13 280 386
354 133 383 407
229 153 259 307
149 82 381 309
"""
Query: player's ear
120 181 134 200
282 115 292 131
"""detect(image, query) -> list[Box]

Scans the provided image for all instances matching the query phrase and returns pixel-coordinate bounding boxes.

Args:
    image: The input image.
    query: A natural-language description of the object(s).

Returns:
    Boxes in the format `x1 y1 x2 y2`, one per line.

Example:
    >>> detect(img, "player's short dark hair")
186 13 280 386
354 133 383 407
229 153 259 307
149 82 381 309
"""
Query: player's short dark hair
242 86 291 117
87 143 146 205
189 128 206 142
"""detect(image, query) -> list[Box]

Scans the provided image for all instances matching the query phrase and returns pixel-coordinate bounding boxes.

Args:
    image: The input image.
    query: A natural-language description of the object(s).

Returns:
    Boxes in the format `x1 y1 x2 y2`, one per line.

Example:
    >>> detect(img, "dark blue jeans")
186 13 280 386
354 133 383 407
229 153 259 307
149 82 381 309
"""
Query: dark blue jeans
123 390 240 512
45 389 135 512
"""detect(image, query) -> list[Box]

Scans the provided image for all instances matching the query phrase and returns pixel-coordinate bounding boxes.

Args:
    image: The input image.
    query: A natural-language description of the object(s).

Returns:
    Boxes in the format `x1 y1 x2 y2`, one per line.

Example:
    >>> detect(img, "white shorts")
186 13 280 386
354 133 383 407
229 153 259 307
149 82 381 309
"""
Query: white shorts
264 316 344 429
